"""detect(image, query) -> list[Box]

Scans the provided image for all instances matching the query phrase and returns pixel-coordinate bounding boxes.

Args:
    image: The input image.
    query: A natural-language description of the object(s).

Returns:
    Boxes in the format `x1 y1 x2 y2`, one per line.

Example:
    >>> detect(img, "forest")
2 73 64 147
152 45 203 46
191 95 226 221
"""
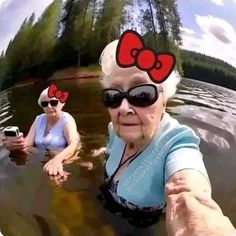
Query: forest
0 0 236 91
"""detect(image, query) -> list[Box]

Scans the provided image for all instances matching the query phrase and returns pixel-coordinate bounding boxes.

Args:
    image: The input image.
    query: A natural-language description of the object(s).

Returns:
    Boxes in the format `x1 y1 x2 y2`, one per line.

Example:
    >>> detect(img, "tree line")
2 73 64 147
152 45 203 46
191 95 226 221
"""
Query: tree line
0 0 182 90
0 0 236 92
181 50 236 91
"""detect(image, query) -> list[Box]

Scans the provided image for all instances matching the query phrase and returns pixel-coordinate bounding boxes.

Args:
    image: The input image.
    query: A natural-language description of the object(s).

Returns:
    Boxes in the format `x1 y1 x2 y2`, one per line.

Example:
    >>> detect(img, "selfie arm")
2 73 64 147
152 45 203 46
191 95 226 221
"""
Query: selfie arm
165 169 236 236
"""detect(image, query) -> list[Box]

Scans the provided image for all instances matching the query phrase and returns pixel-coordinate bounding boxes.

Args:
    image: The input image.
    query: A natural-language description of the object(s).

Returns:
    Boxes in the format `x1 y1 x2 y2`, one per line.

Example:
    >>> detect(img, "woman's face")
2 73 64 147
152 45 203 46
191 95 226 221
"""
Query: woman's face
106 69 166 144
39 97 64 118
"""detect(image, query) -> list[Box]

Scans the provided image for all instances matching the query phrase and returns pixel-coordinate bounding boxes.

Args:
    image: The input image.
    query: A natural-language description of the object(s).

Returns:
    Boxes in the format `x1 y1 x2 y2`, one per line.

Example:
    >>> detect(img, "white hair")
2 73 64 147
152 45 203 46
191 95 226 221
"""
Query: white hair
99 40 181 101
38 87 49 106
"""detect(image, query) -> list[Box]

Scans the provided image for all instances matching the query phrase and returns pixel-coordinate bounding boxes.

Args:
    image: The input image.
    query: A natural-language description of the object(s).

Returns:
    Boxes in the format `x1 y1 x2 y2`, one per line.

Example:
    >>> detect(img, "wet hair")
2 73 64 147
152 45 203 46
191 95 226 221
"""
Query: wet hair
99 40 181 101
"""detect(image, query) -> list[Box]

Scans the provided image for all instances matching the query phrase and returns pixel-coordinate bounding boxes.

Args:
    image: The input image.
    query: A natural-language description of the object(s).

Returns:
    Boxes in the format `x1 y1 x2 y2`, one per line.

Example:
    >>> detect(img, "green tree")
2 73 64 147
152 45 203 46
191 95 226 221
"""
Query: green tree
92 0 130 60
28 0 62 69
4 14 35 82
155 0 182 45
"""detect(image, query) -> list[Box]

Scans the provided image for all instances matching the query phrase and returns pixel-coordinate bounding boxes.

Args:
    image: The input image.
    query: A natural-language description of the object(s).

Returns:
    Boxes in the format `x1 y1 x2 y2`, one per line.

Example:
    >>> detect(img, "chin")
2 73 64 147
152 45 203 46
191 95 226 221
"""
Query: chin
46 112 56 117
119 132 144 143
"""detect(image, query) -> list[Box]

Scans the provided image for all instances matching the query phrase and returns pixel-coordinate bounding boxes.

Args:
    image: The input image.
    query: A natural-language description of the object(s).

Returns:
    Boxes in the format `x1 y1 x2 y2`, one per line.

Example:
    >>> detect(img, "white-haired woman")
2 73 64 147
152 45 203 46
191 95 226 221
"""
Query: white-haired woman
92 31 236 235
3 84 80 176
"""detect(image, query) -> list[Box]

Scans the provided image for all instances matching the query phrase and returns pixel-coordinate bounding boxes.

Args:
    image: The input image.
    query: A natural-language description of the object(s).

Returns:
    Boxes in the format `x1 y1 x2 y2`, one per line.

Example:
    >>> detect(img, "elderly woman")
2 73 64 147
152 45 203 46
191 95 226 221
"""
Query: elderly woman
3 84 80 176
93 31 236 234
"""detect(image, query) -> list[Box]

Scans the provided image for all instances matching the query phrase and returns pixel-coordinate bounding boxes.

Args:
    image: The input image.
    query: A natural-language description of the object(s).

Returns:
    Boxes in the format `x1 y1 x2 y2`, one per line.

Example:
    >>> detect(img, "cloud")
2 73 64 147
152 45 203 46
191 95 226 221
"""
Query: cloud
181 15 236 67
0 0 53 52
0 0 8 6
181 27 196 36
209 0 224 5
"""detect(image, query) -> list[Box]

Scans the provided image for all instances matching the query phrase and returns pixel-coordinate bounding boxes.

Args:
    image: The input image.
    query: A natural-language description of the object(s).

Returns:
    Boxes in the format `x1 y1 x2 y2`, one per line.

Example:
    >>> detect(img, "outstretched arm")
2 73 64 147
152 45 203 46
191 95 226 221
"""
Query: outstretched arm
165 169 236 236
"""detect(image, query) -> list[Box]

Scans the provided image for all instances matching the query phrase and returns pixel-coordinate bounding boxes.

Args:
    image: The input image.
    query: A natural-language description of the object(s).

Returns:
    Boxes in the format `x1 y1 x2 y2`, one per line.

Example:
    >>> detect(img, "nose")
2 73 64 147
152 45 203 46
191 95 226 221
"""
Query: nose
118 98 134 115
47 103 52 108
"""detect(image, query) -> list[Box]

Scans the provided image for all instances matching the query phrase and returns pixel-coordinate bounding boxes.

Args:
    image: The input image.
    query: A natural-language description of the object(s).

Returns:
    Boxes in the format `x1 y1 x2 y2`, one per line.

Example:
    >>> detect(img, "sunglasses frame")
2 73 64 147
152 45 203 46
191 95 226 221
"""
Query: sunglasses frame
102 84 163 108
40 99 59 108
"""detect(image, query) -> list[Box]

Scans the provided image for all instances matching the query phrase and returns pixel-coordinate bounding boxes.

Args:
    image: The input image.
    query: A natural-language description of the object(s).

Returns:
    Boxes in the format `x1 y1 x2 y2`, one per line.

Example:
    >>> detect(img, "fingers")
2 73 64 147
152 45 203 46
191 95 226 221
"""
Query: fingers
57 163 64 176
167 191 222 218
165 183 192 195
91 149 98 157
3 137 26 151
43 159 64 176
91 147 106 157
49 171 70 186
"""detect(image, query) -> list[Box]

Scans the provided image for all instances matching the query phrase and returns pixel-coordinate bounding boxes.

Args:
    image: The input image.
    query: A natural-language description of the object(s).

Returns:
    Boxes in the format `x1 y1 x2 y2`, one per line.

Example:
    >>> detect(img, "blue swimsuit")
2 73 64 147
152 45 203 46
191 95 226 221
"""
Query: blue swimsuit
99 113 208 227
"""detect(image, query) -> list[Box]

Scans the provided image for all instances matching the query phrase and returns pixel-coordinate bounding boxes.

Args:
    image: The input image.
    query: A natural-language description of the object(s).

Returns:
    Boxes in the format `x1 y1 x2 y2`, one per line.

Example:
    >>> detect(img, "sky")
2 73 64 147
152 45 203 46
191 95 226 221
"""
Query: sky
0 0 236 67
178 0 236 67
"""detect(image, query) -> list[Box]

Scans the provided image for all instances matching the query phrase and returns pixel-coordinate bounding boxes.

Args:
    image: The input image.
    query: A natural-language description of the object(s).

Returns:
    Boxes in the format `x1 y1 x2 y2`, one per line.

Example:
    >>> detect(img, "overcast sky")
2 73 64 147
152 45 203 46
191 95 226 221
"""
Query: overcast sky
1 0 236 67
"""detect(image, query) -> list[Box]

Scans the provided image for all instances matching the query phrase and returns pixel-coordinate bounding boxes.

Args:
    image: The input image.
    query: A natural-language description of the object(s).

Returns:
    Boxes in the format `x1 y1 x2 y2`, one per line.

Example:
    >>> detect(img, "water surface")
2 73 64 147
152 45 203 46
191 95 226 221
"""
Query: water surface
0 78 236 236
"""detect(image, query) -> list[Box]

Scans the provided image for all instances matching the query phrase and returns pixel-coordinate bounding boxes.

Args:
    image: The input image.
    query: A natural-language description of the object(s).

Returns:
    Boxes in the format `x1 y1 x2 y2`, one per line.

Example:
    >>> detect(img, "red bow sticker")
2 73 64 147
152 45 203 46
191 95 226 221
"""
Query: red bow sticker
116 30 176 84
48 84 69 103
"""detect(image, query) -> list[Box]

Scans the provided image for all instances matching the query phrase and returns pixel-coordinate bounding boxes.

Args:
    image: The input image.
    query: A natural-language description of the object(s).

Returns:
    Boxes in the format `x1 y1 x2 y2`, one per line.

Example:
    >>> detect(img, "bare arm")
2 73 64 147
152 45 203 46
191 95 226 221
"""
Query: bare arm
25 119 37 147
165 169 236 236
54 118 80 161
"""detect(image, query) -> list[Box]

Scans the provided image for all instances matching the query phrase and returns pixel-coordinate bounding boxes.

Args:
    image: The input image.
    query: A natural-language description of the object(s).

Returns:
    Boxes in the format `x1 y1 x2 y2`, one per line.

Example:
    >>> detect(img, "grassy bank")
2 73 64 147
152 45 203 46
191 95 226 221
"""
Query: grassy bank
49 65 101 81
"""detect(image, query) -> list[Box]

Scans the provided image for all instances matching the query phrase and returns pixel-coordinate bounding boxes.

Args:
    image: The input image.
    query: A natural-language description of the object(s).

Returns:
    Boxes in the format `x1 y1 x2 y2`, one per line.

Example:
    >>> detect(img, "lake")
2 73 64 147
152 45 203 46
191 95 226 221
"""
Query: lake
0 78 236 236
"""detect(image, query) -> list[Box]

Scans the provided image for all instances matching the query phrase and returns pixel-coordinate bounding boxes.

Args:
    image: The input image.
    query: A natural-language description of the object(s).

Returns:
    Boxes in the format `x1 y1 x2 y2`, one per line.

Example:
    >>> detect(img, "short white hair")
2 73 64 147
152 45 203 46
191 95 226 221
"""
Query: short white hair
38 87 49 106
99 40 181 101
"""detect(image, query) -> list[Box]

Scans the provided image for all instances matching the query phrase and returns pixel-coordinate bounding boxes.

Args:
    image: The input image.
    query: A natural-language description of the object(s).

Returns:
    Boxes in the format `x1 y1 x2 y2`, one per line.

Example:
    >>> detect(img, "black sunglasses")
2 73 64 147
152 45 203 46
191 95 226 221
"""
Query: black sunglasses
102 84 162 108
40 100 59 108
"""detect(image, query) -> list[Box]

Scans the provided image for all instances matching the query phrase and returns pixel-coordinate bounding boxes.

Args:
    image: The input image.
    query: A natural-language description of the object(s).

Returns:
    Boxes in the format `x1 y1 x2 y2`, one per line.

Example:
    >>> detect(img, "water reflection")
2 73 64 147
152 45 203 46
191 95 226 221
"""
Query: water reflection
168 79 236 152
0 78 236 235
0 91 12 129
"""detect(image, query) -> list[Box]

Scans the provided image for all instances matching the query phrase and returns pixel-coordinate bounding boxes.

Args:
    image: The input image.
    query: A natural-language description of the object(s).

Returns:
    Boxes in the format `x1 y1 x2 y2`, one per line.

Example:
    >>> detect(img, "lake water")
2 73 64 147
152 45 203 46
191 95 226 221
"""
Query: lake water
0 78 236 236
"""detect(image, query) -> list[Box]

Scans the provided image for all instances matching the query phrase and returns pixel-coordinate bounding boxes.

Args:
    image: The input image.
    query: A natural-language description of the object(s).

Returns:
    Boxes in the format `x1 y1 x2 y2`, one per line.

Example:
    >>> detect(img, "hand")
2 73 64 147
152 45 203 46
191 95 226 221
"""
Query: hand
49 171 70 186
43 156 64 176
2 135 27 152
91 147 106 157
166 191 236 236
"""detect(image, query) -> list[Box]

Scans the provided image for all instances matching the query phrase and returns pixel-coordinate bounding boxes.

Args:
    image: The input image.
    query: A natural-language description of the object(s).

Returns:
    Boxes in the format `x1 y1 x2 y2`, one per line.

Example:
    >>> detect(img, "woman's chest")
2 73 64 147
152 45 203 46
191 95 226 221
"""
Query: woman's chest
106 149 167 208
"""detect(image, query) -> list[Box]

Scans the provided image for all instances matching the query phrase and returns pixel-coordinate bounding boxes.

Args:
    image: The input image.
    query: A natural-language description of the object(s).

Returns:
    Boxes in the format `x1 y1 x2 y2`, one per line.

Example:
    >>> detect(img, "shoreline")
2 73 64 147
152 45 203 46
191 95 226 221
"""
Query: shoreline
12 67 102 87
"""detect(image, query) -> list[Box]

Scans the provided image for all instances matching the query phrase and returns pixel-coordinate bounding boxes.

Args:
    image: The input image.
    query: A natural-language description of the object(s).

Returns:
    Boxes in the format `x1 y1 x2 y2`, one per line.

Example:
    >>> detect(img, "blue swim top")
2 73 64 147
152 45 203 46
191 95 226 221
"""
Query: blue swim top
34 112 73 149
105 112 208 209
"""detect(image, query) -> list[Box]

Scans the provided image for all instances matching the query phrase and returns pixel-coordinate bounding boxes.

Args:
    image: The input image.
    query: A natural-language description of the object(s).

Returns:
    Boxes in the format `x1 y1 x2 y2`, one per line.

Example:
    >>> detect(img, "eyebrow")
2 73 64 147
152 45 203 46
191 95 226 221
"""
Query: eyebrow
129 76 148 86
109 74 148 89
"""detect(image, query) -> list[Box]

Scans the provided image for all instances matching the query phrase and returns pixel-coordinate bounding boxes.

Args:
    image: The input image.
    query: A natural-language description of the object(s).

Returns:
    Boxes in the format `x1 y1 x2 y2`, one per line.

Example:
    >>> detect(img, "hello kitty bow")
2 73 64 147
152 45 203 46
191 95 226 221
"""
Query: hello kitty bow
48 84 69 103
116 30 176 83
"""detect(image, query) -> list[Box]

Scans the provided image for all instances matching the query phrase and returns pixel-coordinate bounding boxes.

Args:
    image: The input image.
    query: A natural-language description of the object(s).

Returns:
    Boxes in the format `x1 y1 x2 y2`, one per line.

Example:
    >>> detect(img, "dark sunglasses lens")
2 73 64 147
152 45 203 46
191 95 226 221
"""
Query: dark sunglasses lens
41 101 49 107
102 89 122 108
50 100 59 106
129 85 158 107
